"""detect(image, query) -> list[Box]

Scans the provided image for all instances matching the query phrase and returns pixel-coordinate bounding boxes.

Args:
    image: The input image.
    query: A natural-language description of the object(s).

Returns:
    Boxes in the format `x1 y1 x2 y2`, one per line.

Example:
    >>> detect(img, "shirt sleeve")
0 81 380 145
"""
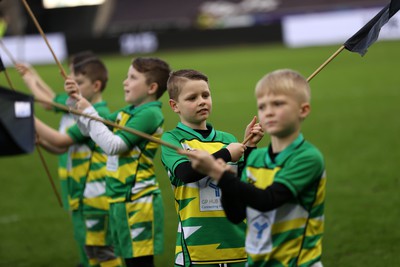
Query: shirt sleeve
218 171 294 221
52 93 69 112
174 148 232 183
77 106 129 154
161 132 189 175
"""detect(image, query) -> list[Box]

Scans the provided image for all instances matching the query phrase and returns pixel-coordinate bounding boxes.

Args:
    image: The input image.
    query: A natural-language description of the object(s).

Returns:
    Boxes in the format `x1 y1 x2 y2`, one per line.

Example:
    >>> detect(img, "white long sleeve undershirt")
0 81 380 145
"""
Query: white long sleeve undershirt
76 106 129 155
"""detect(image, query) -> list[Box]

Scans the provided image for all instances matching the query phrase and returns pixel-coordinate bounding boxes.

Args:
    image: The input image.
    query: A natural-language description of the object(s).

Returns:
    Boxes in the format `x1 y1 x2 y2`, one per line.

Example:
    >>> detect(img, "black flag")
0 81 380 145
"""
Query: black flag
0 53 5 72
344 0 400 56
0 86 35 156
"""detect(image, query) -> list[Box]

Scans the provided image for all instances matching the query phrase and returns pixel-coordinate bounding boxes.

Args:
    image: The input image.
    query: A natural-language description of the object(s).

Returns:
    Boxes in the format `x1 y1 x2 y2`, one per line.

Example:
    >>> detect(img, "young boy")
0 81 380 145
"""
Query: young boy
34 58 122 267
66 57 171 267
185 69 326 267
161 69 263 267
16 51 95 267
16 51 95 211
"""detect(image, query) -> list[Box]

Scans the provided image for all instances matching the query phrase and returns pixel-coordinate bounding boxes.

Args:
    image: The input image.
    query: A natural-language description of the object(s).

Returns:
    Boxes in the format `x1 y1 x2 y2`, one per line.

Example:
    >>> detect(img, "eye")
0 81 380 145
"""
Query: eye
273 100 285 106
202 92 210 99
258 103 265 111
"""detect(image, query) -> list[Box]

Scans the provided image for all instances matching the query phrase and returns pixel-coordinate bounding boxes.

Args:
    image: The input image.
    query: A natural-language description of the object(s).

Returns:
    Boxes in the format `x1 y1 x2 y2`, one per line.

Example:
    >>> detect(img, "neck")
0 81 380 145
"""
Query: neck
90 94 102 104
182 120 207 130
270 129 300 153
135 97 156 107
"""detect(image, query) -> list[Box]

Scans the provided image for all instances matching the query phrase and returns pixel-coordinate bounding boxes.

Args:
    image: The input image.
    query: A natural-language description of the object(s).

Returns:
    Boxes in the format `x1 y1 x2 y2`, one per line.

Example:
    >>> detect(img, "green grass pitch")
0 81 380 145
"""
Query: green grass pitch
1 41 400 266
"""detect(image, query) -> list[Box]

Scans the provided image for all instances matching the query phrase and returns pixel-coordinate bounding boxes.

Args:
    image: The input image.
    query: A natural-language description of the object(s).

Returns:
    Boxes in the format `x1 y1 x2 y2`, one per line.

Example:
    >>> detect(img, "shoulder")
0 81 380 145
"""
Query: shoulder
134 104 163 121
161 127 183 141
247 147 268 164
94 102 110 117
284 140 325 173
214 129 238 143
295 140 324 164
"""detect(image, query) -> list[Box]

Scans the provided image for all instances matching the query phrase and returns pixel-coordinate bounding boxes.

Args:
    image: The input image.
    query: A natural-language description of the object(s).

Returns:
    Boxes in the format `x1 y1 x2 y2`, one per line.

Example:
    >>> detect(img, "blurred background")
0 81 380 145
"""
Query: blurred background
1 0 398 63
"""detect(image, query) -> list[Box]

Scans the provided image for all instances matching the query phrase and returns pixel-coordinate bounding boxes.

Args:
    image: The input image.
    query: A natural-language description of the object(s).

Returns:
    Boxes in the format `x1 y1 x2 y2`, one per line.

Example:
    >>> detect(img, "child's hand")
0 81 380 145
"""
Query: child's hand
74 95 91 111
64 77 80 97
226 142 246 162
15 63 30 76
15 63 36 84
244 116 264 147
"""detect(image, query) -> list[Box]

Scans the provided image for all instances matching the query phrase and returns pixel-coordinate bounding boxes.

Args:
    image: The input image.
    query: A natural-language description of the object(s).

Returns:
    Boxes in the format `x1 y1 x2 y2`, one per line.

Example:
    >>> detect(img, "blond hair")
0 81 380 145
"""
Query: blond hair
255 69 310 103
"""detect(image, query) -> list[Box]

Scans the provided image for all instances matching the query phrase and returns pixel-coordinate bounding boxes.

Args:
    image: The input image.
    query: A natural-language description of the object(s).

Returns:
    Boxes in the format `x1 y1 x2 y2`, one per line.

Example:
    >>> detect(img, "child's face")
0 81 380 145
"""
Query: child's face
123 65 151 106
74 73 98 102
169 79 212 129
257 92 309 138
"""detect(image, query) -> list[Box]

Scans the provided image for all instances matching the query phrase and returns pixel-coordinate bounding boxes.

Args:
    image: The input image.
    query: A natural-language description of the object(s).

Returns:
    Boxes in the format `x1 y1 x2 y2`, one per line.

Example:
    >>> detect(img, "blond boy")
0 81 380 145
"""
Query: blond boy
186 69 326 267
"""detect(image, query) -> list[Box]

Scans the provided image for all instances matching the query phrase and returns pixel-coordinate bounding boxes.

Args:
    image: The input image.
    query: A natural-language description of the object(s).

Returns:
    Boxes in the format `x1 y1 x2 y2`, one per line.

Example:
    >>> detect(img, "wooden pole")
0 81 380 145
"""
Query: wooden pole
307 45 345 82
21 0 68 79
34 98 183 152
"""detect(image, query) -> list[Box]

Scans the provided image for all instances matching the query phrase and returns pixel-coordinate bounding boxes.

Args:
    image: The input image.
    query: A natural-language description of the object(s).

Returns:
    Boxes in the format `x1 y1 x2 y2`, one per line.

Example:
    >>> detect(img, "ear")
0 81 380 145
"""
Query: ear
299 103 310 120
148 82 158 95
93 80 102 93
169 99 180 114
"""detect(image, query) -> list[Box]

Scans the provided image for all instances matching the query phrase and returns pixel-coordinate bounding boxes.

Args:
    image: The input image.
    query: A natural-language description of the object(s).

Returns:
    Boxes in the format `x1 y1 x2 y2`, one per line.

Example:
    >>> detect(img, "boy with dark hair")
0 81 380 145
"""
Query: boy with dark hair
186 69 326 267
15 51 96 267
34 58 122 267
66 57 171 267
161 69 263 267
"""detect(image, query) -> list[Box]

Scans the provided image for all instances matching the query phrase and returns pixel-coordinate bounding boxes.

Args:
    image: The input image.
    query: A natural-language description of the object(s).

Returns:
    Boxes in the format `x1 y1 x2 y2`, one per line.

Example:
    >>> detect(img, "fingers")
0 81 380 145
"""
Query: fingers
15 63 29 75
248 116 257 127
64 78 80 95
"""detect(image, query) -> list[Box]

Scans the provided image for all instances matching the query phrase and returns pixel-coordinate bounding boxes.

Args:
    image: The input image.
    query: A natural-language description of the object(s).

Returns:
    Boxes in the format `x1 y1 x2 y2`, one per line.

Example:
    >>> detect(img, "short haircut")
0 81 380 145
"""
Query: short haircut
68 50 95 67
132 57 171 99
73 58 108 92
167 69 209 100
255 69 310 103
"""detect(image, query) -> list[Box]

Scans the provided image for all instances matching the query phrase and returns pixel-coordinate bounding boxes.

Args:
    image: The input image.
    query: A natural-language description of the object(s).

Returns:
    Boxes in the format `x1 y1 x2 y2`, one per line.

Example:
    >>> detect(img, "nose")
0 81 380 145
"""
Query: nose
264 105 274 117
198 96 206 106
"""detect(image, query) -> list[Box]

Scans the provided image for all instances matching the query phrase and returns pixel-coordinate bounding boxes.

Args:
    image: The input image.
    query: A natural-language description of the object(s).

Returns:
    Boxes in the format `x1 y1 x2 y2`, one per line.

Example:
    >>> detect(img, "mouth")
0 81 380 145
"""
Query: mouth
265 121 276 127
197 108 209 114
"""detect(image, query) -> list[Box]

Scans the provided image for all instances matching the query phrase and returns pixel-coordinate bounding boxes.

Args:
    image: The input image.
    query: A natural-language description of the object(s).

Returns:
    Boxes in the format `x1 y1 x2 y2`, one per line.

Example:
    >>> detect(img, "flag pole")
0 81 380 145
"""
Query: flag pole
242 134 253 145
34 138 63 207
34 98 183 152
0 40 18 66
307 45 345 82
21 0 68 79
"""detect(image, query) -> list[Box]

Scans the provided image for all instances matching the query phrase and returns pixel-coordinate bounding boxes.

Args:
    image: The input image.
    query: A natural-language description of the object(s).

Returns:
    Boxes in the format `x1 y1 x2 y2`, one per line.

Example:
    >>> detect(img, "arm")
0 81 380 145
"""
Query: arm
175 142 245 183
75 107 128 155
35 117 74 148
175 148 232 183
218 172 293 212
37 137 68 154
15 63 55 110
64 79 128 154
184 149 293 221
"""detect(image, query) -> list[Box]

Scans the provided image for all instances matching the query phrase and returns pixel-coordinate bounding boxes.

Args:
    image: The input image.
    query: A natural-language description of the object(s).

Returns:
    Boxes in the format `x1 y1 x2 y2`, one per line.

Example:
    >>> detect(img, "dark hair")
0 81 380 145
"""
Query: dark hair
73 58 108 92
132 57 171 99
68 50 95 67
167 69 209 100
